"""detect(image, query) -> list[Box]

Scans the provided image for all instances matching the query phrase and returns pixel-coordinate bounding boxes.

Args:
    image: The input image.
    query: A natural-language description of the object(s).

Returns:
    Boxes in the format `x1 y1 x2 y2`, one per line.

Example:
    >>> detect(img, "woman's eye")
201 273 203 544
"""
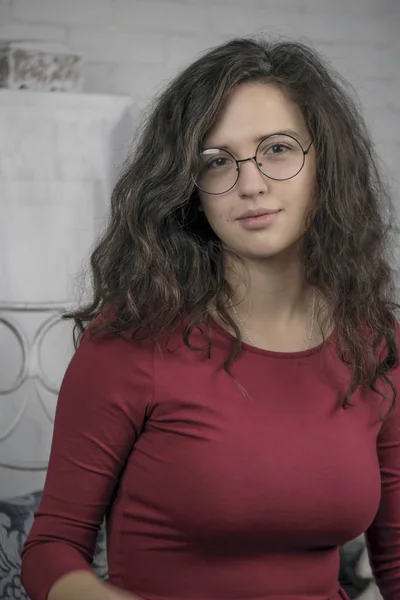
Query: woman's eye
268 144 289 154
207 157 231 169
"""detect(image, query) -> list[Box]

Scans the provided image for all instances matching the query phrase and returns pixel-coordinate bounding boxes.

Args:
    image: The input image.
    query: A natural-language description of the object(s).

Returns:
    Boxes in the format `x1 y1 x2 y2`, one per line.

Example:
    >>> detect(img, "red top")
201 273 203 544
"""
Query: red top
21 319 400 600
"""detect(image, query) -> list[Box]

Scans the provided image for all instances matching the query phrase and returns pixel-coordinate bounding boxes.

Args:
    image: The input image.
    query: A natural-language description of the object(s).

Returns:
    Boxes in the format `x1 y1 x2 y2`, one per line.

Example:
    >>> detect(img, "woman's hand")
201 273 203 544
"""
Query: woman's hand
48 571 144 600
103 581 144 600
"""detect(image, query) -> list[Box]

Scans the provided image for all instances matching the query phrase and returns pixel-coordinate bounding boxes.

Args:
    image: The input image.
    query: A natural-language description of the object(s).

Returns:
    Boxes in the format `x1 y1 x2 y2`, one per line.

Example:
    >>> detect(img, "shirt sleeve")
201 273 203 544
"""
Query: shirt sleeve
20 328 154 600
365 328 400 600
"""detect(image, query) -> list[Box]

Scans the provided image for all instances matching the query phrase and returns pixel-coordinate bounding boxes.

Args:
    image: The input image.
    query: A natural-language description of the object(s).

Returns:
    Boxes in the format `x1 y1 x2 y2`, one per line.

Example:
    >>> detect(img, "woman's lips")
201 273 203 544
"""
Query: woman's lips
238 210 281 230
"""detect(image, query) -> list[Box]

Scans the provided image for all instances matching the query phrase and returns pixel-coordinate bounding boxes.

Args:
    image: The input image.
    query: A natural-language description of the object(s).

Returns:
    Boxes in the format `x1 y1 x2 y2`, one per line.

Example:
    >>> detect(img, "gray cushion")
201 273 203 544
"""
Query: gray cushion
339 535 372 599
0 491 107 600
0 491 41 599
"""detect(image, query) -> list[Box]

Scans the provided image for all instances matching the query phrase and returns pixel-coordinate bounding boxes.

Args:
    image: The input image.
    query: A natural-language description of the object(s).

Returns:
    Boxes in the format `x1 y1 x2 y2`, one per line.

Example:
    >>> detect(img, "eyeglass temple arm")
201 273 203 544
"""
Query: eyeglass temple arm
304 140 313 155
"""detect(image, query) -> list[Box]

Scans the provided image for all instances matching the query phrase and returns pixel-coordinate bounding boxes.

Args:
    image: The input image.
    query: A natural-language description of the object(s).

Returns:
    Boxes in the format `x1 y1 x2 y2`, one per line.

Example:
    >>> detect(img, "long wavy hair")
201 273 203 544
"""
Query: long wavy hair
65 37 399 418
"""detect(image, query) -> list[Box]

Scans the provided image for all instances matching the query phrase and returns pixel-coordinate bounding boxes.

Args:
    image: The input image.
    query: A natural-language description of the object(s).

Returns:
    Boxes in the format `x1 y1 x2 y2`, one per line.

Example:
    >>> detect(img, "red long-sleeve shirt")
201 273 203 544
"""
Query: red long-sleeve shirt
21 319 400 600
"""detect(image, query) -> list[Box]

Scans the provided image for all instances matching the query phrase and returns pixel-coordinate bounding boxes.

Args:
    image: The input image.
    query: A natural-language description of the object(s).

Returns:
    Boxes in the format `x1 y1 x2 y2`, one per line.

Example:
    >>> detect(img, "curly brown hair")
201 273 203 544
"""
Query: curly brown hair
65 36 400 418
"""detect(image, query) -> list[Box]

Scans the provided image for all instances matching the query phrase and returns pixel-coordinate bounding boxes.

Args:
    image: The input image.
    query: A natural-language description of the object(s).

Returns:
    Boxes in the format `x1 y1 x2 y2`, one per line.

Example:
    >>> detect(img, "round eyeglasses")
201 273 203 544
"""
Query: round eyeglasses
193 133 313 195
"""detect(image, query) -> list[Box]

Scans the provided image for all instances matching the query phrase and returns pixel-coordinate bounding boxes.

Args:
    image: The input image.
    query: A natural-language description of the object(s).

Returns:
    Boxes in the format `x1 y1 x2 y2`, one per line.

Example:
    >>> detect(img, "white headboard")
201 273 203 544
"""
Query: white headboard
0 90 133 499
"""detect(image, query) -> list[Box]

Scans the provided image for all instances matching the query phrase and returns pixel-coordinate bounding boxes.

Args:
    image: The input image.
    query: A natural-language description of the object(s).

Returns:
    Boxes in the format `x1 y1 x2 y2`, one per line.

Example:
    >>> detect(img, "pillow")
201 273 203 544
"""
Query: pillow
339 535 379 600
0 491 42 600
91 518 108 580
0 491 108 600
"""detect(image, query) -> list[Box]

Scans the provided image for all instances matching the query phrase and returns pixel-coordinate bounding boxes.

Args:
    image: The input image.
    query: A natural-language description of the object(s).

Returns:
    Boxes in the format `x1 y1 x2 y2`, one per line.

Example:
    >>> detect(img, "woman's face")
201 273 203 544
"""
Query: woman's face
197 82 316 261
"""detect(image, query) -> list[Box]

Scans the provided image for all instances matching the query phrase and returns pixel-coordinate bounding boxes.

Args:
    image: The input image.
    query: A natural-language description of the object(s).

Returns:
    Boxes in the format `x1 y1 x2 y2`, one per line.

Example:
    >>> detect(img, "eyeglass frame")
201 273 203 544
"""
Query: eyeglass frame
193 133 313 195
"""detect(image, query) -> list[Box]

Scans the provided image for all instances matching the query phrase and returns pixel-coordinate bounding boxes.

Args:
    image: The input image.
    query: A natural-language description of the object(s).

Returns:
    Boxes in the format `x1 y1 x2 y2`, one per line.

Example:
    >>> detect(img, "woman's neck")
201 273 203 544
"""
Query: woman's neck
225 253 310 327
219 251 329 352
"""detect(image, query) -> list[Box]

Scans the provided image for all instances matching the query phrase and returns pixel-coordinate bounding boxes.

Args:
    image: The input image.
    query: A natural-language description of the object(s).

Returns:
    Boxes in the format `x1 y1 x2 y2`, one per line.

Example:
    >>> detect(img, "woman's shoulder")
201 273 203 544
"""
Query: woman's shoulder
69 314 156 389
57 316 156 420
74 312 207 374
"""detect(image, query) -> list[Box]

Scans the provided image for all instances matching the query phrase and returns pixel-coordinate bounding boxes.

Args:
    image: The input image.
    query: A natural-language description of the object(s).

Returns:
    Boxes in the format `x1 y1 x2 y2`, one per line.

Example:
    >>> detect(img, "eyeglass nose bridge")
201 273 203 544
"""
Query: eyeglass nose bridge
236 155 265 179
236 155 259 168
231 154 268 193
235 155 265 185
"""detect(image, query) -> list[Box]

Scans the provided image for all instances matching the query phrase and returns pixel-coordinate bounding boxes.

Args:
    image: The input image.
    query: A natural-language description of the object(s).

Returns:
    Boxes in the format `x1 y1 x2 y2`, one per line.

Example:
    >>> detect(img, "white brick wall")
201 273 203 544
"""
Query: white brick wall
0 0 399 212
12 0 115 27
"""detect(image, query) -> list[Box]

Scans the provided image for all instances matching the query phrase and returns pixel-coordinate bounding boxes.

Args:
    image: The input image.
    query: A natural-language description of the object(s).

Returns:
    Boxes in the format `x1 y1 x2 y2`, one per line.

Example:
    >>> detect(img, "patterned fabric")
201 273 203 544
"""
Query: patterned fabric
91 519 108 580
0 491 41 600
0 491 107 600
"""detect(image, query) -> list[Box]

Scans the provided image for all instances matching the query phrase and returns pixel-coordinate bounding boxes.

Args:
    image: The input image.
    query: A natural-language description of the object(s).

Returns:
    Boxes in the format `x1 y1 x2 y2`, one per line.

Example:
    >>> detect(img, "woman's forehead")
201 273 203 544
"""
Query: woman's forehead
203 82 308 149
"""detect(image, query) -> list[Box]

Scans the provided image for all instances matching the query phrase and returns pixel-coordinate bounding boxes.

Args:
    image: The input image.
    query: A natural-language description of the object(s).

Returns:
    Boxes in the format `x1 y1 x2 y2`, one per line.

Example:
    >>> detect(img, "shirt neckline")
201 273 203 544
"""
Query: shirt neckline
209 316 337 359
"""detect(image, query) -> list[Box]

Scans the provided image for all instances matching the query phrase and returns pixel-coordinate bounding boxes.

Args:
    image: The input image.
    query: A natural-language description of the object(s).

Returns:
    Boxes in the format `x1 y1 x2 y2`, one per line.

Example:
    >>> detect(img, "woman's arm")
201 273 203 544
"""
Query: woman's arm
20 328 154 600
365 333 400 600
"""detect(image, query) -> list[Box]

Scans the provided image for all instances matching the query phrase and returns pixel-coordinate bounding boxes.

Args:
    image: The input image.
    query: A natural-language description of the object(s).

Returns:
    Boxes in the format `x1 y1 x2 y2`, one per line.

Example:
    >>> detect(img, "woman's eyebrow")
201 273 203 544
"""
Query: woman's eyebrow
254 129 302 142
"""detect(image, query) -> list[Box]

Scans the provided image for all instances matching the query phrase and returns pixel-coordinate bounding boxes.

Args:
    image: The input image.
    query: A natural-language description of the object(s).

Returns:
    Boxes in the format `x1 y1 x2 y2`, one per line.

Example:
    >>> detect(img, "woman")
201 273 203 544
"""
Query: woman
21 37 400 600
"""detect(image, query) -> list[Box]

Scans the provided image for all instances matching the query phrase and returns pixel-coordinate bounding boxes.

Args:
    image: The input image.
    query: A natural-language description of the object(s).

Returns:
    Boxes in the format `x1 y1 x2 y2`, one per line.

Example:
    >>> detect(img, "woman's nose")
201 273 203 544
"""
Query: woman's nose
236 157 269 198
